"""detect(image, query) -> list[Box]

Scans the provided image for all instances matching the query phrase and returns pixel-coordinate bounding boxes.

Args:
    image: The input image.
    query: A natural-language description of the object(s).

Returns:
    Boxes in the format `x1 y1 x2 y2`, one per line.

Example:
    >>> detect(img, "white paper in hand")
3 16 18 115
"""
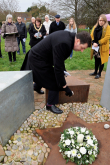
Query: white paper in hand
92 45 99 52
23 38 26 42
64 71 71 77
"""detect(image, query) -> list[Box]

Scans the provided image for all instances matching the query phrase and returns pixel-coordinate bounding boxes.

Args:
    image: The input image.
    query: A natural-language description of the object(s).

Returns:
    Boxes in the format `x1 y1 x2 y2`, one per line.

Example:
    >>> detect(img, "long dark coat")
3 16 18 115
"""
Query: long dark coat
49 21 65 34
29 24 46 47
21 31 75 90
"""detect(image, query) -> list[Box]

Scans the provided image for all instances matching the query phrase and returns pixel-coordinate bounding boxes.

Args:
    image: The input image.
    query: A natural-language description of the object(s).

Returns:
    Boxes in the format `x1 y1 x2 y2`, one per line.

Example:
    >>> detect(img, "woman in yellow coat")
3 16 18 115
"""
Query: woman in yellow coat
90 14 110 79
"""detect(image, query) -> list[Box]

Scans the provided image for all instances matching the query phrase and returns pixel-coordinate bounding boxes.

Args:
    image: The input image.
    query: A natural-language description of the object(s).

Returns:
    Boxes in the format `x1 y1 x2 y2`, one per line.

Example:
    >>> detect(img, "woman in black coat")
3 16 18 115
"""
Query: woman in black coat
29 17 46 48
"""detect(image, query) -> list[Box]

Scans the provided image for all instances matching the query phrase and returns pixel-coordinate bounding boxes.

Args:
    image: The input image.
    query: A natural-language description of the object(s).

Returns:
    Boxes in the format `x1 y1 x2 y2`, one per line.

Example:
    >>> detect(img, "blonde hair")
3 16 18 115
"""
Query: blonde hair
95 14 108 29
69 18 76 30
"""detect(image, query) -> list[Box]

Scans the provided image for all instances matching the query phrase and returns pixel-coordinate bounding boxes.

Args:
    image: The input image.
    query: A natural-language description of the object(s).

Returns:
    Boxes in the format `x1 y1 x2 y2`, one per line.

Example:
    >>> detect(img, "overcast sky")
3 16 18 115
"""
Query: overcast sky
18 0 51 12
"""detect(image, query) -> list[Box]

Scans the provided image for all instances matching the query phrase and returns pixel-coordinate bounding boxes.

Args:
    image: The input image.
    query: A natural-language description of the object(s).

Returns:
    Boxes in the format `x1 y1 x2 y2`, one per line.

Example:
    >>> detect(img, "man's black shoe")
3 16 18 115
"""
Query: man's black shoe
46 105 63 114
95 74 101 79
89 72 97 76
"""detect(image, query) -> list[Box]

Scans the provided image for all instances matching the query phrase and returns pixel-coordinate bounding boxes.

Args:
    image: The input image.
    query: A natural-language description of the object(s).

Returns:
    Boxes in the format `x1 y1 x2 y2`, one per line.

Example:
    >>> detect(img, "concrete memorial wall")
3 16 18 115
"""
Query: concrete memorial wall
0 71 35 145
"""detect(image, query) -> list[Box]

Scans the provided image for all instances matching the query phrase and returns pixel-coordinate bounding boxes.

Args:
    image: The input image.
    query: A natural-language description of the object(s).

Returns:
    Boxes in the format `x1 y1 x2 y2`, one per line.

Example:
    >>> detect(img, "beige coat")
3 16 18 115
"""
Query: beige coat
1 21 19 52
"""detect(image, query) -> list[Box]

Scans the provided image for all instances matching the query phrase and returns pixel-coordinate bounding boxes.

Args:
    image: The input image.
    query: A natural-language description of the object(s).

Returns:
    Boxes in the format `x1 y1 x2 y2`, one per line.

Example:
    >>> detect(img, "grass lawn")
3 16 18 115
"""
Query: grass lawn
0 33 107 71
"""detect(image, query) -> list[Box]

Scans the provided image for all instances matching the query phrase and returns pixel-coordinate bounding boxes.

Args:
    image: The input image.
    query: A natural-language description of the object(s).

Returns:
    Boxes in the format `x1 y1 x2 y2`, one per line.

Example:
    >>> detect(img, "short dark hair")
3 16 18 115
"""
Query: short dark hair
36 17 42 24
76 31 91 47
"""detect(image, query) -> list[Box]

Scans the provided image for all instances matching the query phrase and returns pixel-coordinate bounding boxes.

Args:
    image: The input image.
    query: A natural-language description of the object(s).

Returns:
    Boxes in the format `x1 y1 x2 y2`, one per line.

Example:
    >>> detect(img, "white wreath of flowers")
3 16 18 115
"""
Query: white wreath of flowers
59 127 99 165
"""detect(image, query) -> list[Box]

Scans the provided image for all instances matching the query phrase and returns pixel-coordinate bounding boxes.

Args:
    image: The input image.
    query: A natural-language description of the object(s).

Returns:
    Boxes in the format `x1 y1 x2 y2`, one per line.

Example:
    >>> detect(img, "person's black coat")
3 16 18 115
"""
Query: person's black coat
49 21 65 34
29 24 46 47
28 23 33 34
28 23 34 45
21 30 75 90
15 22 27 39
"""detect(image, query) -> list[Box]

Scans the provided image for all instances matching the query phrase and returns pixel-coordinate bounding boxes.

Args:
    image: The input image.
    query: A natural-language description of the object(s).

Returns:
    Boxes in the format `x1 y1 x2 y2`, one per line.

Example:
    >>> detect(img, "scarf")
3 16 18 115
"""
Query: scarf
94 25 102 43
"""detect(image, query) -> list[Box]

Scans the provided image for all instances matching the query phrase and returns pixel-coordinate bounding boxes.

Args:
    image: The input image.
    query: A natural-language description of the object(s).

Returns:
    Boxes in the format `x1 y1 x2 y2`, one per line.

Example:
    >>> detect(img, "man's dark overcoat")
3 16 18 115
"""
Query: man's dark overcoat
49 21 65 34
21 30 75 90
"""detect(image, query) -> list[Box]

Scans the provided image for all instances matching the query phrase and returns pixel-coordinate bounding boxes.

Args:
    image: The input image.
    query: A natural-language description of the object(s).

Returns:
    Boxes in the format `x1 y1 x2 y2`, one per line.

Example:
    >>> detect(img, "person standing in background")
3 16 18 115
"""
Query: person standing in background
65 18 77 59
89 14 110 79
0 28 3 58
43 15 52 36
29 17 46 94
1 14 19 62
29 17 46 48
28 17 35 33
28 17 35 46
15 17 27 54
49 15 65 34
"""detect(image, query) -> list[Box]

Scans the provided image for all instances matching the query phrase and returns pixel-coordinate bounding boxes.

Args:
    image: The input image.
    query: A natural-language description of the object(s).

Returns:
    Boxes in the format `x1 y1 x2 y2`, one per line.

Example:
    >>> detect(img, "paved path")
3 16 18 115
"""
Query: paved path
34 70 106 109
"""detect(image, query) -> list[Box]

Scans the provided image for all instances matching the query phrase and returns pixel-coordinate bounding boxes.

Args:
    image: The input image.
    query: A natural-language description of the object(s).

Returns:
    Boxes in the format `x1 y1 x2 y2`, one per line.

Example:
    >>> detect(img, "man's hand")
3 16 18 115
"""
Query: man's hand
64 86 74 97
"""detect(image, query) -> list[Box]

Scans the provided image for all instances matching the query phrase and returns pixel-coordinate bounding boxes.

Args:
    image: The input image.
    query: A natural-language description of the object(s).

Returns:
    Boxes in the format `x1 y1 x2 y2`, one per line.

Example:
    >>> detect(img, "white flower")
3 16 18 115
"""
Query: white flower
71 139 74 144
59 149 62 152
76 146 79 149
86 144 90 148
79 143 83 146
86 130 89 134
93 135 96 140
71 149 77 157
81 127 86 133
77 153 81 159
86 160 89 163
76 132 79 134
63 144 66 147
69 131 74 135
74 127 78 130
65 151 71 158
69 130 74 135
61 134 64 140
95 154 97 157
87 139 94 146
93 151 96 155
86 135 91 140
94 145 98 151
88 150 92 155
65 139 71 146
80 147 87 155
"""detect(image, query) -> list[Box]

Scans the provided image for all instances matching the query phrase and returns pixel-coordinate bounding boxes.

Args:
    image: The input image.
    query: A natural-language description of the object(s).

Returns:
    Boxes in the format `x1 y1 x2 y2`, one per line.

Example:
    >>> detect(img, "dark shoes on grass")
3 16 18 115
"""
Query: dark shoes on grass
94 74 101 79
89 72 97 76
89 72 101 79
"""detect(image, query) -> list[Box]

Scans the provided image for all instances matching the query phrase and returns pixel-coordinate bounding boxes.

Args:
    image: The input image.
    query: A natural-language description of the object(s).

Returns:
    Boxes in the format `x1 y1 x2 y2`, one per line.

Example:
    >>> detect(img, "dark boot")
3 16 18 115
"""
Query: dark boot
8 52 12 62
13 52 16 62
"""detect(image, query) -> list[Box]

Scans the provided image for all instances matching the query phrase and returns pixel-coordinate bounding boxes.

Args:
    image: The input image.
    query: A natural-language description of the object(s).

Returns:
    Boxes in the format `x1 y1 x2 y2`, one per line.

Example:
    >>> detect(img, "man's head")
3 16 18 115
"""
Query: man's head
73 31 91 52
17 17 22 23
45 15 49 22
55 15 60 23
31 17 35 24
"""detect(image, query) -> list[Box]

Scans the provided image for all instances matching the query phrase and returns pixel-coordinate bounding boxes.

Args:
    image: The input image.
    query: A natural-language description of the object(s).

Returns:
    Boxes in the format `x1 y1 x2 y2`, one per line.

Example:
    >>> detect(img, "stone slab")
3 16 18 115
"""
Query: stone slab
0 71 35 146
100 57 110 110
46 76 90 104
36 112 110 165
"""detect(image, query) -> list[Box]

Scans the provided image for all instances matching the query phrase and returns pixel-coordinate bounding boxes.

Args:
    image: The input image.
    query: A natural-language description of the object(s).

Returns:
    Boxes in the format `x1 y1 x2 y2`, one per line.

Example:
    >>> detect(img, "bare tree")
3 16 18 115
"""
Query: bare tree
0 0 20 22
78 0 110 28
50 0 81 24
